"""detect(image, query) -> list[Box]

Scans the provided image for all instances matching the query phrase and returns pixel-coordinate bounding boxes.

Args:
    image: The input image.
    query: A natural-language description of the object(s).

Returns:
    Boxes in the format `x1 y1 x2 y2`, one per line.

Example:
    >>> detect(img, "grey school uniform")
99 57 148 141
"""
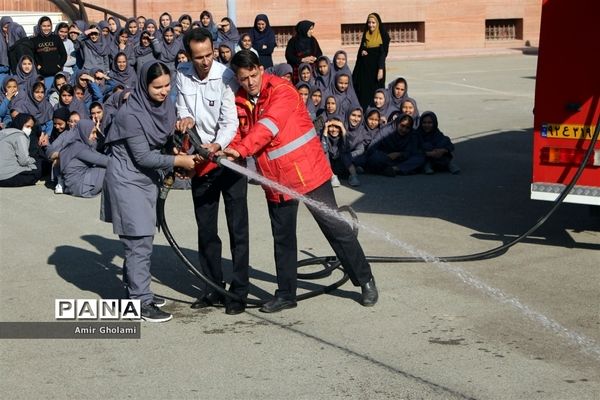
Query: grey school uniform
62 148 107 198
101 135 172 235
76 35 110 72
58 120 108 198
101 61 176 305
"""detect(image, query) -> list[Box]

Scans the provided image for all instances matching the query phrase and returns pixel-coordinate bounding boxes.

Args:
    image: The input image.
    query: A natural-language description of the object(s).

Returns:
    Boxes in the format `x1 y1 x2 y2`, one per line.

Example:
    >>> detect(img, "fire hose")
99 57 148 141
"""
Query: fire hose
157 121 599 305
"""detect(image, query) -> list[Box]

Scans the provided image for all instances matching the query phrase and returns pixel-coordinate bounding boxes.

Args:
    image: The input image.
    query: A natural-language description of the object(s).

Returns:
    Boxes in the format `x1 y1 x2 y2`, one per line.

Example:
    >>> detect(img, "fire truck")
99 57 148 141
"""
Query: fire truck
530 0 600 206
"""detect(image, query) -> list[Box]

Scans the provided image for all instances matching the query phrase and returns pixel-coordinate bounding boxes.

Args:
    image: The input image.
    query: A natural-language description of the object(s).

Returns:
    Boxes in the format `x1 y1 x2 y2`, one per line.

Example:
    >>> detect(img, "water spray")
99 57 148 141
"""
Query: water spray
155 123 600 358
160 121 599 304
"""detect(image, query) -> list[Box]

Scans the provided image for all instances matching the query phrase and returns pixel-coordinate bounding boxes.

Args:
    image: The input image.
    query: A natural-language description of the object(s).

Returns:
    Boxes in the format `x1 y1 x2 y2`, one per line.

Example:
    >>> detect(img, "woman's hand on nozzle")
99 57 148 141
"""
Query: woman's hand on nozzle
174 154 197 170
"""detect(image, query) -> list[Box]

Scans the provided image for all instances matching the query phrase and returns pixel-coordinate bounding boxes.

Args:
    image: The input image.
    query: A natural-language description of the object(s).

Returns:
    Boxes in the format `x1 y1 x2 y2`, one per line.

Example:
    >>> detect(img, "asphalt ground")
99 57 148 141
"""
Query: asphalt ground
1 54 599 399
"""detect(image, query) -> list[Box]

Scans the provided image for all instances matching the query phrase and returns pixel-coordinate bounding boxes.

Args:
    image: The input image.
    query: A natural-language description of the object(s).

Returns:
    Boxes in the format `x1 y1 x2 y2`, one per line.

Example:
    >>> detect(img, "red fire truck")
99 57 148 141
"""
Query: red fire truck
530 0 600 206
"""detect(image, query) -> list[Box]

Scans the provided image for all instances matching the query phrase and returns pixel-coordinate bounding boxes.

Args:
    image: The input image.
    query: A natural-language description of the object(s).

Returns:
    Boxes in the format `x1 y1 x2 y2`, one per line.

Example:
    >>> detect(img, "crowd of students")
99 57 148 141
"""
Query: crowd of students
0 11 459 193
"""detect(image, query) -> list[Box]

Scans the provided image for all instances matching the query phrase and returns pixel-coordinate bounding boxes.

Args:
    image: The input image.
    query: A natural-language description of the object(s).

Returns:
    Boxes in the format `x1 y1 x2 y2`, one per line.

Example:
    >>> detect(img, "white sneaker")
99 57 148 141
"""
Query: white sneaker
54 183 64 194
331 175 341 187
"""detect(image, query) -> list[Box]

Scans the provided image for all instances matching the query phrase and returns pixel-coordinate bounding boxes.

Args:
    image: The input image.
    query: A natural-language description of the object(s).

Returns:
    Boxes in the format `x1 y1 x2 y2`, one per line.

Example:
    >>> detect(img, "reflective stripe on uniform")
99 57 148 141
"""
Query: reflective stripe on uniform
266 128 317 160
258 117 279 137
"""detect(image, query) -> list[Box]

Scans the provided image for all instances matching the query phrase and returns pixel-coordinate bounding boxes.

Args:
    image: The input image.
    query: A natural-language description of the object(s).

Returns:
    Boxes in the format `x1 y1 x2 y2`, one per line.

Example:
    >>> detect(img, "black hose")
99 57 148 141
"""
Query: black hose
359 114 600 264
159 117 599 302
157 175 350 305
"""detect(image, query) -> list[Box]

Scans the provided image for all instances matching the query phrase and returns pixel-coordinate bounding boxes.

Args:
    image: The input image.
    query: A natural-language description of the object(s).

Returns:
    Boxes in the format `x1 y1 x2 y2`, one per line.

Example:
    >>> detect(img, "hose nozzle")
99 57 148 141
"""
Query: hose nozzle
196 146 224 166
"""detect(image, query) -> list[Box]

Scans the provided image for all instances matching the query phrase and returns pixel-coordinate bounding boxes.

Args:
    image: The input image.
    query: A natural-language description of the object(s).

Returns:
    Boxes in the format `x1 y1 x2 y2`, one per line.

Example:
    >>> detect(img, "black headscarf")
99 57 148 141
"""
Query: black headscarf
294 20 315 54
9 112 34 130
106 61 175 148
35 16 53 37
250 14 275 52
53 106 71 123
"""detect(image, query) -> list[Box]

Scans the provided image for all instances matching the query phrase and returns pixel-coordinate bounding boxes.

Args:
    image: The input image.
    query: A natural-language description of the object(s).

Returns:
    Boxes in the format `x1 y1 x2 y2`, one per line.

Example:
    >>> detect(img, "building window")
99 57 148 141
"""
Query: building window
485 19 523 40
272 26 296 48
341 22 424 46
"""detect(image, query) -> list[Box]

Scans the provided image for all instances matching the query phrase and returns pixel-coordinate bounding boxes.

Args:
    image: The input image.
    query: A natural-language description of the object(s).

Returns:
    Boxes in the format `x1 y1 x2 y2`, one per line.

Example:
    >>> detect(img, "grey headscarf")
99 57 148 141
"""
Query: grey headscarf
12 80 53 125
106 61 175 148
59 119 97 173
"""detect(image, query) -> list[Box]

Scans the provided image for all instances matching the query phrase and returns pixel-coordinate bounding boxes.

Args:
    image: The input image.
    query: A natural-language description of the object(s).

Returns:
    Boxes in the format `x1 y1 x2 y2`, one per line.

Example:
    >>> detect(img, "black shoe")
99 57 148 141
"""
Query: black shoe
225 301 246 315
382 166 396 177
141 303 172 322
360 278 378 307
153 296 167 308
191 292 224 309
259 297 297 313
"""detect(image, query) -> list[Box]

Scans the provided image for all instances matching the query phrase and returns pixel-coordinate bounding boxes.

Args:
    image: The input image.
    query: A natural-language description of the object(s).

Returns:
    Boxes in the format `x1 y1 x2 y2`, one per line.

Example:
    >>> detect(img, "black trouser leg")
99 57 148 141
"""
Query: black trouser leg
305 181 373 286
0 170 40 187
221 169 250 299
192 173 224 294
267 199 299 300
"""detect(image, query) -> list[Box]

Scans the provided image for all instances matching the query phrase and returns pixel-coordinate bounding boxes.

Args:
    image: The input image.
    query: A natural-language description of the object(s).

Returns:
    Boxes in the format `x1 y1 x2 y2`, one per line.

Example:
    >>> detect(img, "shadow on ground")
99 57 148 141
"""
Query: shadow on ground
344 128 599 250
47 234 357 304
46 128 598 301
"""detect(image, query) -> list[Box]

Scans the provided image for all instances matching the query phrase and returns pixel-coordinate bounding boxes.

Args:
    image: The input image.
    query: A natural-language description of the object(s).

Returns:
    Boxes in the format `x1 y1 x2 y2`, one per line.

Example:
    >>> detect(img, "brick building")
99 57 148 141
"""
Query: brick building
2 0 541 60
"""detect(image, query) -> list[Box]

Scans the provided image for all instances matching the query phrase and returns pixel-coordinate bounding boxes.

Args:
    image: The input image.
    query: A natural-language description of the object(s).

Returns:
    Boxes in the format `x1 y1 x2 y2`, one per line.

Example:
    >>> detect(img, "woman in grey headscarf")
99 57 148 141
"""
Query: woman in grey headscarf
57 119 108 197
216 17 240 46
101 61 197 322
199 10 218 41
14 55 38 91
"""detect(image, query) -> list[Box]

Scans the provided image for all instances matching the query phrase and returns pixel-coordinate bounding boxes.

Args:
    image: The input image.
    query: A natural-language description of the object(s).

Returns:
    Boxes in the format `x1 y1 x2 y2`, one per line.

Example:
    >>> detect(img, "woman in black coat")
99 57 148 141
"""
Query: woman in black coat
352 13 390 110
285 20 322 83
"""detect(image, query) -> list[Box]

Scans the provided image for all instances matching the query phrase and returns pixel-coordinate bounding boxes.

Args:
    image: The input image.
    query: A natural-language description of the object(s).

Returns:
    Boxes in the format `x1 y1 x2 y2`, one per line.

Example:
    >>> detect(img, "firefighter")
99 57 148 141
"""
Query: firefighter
223 50 378 313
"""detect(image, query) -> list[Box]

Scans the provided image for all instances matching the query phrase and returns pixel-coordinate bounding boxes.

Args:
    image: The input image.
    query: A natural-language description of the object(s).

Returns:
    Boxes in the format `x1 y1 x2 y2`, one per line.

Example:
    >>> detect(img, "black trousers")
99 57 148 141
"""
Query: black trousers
0 169 41 187
267 181 373 300
192 167 250 299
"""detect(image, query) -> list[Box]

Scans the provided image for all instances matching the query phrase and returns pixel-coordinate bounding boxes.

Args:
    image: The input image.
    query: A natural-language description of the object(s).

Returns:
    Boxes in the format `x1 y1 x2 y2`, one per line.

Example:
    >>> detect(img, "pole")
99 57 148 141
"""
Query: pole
227 0 237 24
